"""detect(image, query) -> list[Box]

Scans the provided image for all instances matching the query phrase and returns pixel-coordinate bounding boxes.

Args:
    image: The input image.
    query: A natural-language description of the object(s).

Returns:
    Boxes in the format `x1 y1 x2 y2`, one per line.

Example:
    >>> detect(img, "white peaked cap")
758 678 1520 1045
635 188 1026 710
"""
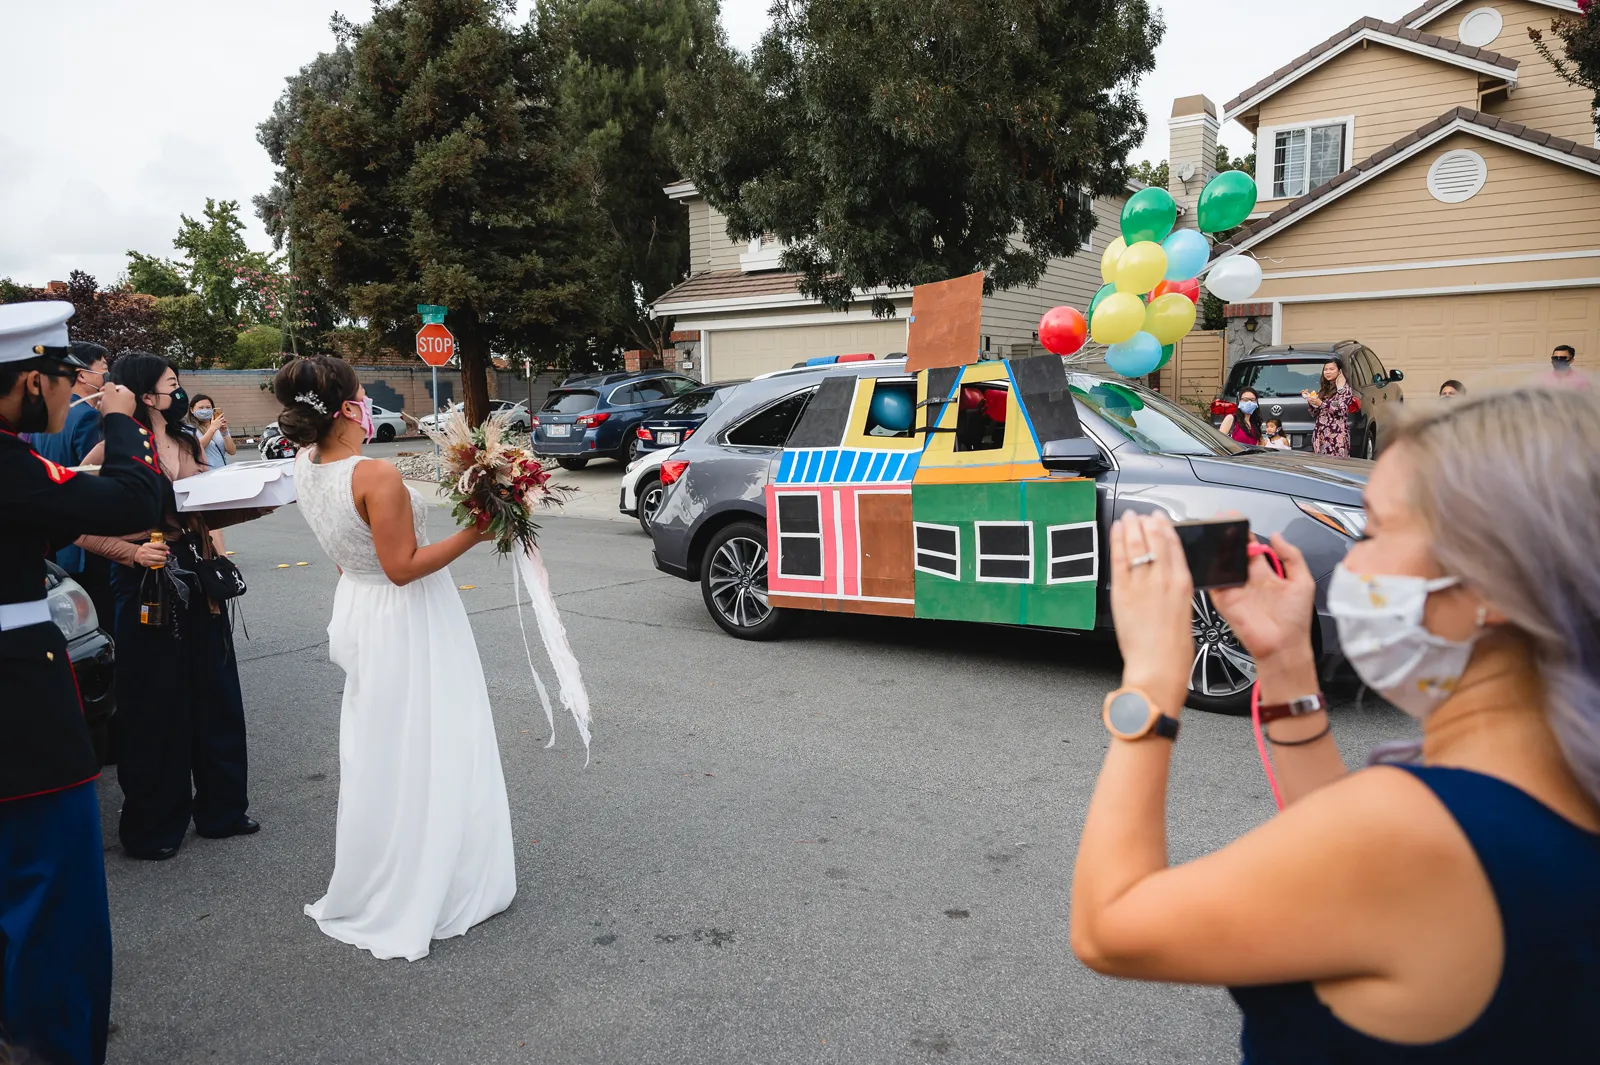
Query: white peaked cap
0 301 79 366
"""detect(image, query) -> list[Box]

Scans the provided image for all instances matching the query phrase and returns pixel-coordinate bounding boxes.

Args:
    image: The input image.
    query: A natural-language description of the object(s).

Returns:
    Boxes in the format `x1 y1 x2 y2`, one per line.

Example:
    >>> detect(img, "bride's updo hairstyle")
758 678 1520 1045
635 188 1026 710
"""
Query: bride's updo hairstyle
272 356 361 446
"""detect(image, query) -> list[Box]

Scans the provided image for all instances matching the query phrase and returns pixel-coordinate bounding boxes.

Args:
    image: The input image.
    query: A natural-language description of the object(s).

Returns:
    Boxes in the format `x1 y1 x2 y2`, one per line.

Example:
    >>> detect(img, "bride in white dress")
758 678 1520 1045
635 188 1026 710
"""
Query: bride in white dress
273 357 515 961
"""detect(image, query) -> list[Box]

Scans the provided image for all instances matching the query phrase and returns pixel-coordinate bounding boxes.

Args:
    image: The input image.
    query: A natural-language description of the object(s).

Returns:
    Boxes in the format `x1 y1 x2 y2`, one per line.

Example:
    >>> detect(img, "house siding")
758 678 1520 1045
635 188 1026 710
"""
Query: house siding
1248 133 1600 273
979 195 1124 355
1417 0 1599 145
687 198 713 275
706 202 746 272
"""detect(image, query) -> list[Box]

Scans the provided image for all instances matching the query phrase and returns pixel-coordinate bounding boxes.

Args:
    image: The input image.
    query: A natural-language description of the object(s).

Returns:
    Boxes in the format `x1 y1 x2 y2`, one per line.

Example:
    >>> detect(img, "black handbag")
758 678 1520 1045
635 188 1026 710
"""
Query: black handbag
193 554 247 601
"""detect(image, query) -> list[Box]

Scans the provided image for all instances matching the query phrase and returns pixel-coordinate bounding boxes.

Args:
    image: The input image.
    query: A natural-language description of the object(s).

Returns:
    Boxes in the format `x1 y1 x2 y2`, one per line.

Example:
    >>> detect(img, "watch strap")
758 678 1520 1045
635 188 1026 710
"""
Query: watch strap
1257 693 1327 725
1152 714 1180 741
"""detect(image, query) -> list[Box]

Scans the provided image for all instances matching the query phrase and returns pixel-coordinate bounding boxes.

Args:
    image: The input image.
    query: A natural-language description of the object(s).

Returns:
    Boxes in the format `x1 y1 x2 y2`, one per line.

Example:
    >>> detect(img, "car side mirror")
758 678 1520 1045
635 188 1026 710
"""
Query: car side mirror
1041 437 1110 476
1388 369 1404 383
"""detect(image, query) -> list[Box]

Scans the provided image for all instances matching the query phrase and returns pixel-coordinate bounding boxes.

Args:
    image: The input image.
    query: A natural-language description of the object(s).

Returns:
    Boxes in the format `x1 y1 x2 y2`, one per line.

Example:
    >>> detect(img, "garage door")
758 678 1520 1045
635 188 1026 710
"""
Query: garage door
1282 288 1600 392
707 319 910 381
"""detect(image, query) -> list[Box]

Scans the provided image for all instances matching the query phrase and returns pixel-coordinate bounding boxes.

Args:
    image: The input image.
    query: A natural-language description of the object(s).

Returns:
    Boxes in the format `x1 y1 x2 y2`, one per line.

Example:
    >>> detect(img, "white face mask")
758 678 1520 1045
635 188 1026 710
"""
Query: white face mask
1328 563 1482 720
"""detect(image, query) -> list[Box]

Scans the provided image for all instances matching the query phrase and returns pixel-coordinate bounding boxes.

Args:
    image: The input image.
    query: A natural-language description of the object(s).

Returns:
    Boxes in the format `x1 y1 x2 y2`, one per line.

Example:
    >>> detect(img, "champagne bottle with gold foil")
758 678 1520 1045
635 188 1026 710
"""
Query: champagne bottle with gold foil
138 531 169 628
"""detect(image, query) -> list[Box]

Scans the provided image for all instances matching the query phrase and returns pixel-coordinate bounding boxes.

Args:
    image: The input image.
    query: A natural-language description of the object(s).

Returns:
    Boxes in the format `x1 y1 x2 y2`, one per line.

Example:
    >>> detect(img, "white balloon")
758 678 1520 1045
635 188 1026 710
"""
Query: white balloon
1204 255 1264 302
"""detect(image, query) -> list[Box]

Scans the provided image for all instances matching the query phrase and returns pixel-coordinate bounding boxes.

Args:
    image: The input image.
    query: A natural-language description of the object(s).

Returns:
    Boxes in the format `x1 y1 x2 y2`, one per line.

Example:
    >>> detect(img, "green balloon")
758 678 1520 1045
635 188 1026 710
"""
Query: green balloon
1087 282 1116 319
1120 187 1177 245
1197 171 1259 233
1155 343 1175 371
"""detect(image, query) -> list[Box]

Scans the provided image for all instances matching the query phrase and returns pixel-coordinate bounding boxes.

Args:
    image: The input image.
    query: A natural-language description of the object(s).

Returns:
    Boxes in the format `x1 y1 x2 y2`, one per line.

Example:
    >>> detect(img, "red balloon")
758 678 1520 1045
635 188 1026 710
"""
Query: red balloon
1038 305 1087 356
1152 277 1201 304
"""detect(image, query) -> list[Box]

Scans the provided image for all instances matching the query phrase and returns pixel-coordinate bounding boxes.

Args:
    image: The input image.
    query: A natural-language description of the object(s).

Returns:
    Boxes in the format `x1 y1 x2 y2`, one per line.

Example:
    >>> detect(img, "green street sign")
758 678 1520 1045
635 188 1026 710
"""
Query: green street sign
417 303 447 325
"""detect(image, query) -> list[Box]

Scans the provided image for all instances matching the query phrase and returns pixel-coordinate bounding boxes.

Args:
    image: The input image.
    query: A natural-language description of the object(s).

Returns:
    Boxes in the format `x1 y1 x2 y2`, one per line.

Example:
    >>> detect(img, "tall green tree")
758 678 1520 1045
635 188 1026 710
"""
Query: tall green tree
123 251 190 298
172 199 271 326
538 0 724 356
259 1 608 423
672 0 1163 315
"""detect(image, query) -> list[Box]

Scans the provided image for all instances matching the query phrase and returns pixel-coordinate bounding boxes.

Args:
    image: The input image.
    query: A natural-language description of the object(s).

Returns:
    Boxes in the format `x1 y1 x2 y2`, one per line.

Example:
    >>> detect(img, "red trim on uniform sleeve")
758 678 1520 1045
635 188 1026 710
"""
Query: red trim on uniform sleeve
133 452 162 474
31 452 78 483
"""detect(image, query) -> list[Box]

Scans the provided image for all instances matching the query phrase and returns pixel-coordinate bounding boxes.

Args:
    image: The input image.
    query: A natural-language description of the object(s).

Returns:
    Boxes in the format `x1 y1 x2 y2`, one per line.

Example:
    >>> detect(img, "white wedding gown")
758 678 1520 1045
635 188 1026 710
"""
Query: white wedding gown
294 452 515 960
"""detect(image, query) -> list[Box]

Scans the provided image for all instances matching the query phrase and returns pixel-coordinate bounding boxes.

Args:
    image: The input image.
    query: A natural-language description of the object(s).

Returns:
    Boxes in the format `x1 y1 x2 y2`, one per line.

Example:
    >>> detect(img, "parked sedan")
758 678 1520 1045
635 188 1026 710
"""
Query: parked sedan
650 359 1369 715
1211 342 1404 457
634 381 746 455
532 371 699 470
416 399 530 433
45 561 116 764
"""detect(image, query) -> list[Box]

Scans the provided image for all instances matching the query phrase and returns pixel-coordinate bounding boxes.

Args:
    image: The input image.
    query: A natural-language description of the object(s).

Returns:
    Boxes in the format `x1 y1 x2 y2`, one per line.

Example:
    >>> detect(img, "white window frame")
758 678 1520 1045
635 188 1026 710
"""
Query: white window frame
774 491 826 582
913 522 961 580
974 521 1034 585
1255 115 1355 202
740 234 786 272
1078 189 1096 251
1046 521 1099 585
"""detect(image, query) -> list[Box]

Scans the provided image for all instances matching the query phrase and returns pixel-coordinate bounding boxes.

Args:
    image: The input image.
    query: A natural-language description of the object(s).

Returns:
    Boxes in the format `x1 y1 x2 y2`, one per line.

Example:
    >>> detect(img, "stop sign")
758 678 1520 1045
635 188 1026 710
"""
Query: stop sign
416 322 456 367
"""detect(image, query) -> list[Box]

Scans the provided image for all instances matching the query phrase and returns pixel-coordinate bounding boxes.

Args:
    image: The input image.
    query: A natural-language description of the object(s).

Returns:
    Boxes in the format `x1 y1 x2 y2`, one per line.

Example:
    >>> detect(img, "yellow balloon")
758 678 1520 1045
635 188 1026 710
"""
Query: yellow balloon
1100 237 1127 284
1143 292 1198 346
1090 292 1147 346
1113 241 1167 295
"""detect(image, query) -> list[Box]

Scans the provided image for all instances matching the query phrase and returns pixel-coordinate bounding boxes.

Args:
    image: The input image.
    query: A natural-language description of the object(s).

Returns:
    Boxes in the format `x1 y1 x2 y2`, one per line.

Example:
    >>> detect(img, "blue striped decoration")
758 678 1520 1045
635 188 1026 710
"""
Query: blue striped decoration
776 448 920 485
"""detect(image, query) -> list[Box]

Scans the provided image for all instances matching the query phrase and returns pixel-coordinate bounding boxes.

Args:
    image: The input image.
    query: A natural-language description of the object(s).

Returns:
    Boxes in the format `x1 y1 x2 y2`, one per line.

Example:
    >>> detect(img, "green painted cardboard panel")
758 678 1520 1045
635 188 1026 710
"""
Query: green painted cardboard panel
911 479 1097 630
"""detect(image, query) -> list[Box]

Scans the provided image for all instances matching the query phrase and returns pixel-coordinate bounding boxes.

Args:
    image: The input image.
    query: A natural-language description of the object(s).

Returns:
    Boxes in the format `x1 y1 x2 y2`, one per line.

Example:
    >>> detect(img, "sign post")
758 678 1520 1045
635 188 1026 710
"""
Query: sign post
416 305 453 455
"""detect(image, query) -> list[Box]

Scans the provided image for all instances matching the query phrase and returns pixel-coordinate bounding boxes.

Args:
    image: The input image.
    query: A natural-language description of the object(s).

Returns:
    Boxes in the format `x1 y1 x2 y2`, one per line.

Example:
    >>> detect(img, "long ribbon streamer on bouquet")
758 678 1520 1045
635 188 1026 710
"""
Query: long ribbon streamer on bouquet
510 543 593 765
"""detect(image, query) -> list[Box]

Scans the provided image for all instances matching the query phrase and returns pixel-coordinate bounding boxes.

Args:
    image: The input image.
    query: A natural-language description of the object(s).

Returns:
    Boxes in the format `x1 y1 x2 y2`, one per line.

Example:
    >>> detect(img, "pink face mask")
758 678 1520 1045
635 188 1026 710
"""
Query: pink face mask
343 396 375 442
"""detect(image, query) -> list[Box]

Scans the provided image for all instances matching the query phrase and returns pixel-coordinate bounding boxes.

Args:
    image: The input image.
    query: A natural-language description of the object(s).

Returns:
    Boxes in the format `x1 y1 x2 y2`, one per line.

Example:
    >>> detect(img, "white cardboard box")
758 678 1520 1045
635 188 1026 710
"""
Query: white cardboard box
173 459 297 513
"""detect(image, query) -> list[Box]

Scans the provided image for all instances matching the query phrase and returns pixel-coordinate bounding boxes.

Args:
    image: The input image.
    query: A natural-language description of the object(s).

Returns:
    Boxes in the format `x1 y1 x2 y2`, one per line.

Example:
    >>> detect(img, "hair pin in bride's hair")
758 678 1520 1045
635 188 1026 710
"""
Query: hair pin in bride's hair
295 392 328 414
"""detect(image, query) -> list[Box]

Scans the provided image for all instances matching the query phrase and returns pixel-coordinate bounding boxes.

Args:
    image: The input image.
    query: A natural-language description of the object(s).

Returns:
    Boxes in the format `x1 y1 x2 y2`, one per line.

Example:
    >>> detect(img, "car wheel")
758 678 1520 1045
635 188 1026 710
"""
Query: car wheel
637 477 664 534
376 423 396 442
624 436 642 465
1184 591 1257 715
556 457 588 471
701 521 789 640
1362 427 1377 460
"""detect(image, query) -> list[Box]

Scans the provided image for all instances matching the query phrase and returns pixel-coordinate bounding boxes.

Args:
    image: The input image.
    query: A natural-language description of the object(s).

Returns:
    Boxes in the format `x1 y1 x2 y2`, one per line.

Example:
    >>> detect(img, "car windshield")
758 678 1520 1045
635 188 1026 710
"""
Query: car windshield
1067 374 1242 456
1231 360 1332 398
541 390 598 414
661 387 728 416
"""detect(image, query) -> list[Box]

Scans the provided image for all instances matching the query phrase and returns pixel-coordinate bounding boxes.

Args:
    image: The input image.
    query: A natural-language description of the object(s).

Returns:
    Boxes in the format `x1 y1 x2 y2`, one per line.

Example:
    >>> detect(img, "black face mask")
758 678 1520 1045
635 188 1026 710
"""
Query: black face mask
1552 357 1573 373
16 383 51 433
160 386 190 425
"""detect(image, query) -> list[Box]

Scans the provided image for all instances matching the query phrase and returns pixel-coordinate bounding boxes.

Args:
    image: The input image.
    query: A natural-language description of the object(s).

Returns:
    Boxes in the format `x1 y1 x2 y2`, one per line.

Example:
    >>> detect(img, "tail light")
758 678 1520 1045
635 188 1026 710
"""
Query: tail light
660 459 689 486
530 416 541 429
1210 398 1237 418
683 428 695 440
575 411 610 428
636 425 653 440
1347 395 1361 413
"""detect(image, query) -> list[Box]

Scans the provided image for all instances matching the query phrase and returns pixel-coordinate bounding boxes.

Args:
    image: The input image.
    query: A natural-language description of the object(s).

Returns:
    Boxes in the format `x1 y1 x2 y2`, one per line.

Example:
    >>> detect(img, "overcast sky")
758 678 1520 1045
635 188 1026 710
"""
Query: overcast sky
0 0 1391 287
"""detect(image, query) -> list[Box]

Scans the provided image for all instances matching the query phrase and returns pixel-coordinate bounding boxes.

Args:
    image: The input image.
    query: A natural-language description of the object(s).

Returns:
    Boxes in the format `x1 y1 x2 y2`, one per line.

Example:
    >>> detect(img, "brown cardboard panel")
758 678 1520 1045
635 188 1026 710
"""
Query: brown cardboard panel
857 493 914 600
770 594 916 618
905 272 985 372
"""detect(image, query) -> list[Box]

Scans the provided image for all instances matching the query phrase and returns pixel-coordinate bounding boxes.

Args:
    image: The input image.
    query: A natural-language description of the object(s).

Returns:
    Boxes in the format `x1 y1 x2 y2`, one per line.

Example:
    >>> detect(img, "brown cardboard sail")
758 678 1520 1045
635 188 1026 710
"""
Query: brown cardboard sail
904 271 984 373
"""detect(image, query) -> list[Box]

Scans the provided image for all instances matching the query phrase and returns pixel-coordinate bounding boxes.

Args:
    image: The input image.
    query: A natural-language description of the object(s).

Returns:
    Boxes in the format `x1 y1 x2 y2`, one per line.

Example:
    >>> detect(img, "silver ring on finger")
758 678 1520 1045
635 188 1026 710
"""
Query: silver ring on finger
1130 552 1158 568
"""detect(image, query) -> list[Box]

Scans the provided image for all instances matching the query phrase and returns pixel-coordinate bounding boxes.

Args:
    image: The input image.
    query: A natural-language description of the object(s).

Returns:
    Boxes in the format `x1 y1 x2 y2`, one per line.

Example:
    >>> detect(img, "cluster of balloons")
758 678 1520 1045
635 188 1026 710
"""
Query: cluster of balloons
1037 170 1261 379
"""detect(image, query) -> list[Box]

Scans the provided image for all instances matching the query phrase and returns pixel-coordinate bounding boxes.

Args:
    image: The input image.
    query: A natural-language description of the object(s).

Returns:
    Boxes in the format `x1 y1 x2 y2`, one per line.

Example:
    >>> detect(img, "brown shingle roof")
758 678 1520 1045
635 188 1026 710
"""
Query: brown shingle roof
1223 17 1518 116
653 270 804 307
1226 108 1600 249
1396 0 1455 26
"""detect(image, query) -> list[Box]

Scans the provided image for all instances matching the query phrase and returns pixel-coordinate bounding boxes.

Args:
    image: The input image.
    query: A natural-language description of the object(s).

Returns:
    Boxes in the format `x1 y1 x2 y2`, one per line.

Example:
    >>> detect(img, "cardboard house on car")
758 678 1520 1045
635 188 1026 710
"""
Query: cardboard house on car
764 275 1101 631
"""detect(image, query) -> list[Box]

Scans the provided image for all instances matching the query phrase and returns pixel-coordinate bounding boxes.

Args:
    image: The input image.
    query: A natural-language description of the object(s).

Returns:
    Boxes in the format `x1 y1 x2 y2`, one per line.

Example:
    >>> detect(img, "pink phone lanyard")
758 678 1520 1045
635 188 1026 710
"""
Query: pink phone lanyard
1246 542 1289 811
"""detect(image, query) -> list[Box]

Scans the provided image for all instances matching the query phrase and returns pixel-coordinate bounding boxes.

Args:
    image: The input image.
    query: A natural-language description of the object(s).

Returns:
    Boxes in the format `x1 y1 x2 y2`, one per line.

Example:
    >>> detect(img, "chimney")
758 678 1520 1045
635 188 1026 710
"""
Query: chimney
1167 95 1219 230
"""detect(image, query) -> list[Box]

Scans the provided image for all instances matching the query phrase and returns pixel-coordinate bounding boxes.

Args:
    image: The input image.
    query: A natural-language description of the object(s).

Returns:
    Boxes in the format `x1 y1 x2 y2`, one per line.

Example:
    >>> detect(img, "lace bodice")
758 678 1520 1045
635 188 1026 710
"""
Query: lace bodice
295 452 428 580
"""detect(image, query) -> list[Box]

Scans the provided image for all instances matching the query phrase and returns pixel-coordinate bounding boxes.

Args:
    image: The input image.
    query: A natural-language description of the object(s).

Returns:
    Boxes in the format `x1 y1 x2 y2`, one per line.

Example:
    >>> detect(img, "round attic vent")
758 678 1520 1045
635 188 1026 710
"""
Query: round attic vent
1427 149 1488 203
1458 7 1503 48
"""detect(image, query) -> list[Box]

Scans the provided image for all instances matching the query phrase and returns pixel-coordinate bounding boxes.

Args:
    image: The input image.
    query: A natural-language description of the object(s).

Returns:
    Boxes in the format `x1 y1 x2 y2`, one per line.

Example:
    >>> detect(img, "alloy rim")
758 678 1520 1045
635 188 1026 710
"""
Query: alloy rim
708 536 771 629
1189 592 1256 697
641 485 664 523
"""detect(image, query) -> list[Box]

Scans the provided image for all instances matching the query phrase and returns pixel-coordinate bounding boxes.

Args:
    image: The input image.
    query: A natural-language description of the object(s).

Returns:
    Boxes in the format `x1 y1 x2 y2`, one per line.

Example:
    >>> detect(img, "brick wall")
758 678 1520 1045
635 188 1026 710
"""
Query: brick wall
178 366 559 436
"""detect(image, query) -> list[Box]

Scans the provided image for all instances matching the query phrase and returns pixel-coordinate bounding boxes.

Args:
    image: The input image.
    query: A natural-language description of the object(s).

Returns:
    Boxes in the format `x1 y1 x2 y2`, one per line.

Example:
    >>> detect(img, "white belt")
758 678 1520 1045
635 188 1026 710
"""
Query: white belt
0 599 51 632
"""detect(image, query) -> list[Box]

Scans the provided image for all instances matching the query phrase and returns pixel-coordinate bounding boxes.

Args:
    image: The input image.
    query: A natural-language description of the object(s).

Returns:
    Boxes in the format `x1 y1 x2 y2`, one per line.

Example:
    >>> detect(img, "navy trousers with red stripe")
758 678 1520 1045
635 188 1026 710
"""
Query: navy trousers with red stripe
0 780 111 1065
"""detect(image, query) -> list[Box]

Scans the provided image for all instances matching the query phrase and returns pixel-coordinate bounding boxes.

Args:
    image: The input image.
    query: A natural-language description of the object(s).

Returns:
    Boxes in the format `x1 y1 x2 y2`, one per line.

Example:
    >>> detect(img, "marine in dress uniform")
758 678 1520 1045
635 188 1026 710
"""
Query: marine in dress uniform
0 302 165 1065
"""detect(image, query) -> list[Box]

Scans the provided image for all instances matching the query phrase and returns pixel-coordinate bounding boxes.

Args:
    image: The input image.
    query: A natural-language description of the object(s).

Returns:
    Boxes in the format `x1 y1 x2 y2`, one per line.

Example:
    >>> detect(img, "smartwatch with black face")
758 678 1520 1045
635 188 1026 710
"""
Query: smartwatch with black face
1102 688 1181 742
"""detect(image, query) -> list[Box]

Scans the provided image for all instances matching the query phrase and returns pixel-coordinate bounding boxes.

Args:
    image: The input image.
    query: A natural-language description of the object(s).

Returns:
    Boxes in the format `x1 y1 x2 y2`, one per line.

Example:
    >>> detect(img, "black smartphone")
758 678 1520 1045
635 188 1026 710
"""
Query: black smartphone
1175 518 1251 590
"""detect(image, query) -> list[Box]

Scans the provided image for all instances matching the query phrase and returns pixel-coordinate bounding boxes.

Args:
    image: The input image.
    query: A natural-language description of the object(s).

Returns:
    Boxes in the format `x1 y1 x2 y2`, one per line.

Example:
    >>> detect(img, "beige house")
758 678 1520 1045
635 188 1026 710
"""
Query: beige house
649 180 1136 381
1202 0 1600 389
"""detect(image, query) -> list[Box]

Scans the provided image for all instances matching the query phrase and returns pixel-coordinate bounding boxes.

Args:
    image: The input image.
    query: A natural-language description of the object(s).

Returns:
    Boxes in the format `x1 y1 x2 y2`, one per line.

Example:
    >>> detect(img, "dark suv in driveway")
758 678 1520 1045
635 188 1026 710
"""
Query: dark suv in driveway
532 370 699 469
1212 342 1404 457
650 360 1371 714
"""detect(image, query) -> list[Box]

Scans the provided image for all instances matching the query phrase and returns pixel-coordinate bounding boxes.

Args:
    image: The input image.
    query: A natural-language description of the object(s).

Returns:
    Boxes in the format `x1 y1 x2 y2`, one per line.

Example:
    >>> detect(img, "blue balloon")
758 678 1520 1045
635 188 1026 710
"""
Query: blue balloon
867 387 914 433
1104 332 1164 378
1161 228 1210 282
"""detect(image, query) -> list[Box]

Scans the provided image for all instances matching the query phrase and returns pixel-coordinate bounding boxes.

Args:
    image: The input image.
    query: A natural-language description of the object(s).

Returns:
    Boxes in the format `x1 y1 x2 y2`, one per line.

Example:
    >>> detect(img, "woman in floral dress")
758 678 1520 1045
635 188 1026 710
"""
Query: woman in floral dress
1305 360 1356 457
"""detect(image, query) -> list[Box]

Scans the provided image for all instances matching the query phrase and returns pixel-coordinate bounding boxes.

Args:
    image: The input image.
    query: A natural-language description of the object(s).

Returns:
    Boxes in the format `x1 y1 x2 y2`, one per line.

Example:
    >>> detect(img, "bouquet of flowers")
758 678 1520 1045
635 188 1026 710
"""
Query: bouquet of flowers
422 408 592 760
422 408 574 554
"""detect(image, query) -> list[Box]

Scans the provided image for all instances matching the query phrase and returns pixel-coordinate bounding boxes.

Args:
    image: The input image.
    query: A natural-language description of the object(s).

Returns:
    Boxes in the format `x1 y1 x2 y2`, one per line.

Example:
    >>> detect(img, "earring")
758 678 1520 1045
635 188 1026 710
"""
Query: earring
1475 604 1489 628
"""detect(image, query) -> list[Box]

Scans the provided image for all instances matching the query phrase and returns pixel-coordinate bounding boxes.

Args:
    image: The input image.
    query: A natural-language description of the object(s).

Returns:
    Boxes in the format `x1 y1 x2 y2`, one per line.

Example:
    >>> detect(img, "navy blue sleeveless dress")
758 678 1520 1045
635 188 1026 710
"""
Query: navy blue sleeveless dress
1230 765 1600 1063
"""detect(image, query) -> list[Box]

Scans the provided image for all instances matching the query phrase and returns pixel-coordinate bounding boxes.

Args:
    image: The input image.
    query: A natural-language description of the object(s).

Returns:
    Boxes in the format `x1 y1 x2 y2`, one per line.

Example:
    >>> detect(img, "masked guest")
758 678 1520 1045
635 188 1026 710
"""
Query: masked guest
1546 345 1589 390
1218 388 1262 445
188 394 235 470
76 354 269 860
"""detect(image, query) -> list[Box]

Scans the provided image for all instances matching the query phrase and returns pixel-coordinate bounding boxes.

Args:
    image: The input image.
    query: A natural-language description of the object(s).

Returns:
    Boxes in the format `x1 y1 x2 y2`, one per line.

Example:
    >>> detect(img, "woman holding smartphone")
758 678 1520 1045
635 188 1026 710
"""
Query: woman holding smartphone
1305 360 1356 456
1071 386 1599 1061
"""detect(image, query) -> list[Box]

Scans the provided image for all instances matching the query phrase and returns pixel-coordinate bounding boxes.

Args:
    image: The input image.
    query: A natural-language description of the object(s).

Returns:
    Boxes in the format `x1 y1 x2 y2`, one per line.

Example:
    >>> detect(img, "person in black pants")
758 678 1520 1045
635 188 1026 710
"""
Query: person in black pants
77 353 264 860
0 301 165 1065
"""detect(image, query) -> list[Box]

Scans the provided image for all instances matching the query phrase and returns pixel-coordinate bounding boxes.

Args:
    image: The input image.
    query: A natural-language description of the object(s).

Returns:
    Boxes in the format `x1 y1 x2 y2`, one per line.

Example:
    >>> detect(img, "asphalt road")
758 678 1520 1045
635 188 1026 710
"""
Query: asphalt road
96 471 1414 1065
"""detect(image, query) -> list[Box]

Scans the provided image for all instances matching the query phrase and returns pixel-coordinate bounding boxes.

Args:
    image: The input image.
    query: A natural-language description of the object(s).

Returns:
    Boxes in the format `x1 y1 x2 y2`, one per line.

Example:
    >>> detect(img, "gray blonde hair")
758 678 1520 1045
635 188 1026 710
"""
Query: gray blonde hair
1390 387 1600 801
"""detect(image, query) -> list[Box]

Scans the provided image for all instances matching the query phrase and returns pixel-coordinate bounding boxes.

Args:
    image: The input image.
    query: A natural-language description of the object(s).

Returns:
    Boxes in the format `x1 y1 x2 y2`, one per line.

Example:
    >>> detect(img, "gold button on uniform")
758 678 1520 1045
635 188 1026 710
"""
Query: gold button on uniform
46 652 54 661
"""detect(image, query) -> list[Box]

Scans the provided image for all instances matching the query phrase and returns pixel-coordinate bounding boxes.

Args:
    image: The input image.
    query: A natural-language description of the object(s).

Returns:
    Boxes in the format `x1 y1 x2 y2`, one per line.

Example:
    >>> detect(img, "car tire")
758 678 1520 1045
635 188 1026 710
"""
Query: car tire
1184 591 1258 715
636 477 664 534
556 457 588 471
700 520 789 640
1362 427 1377 460
376 423 396 442
624 436 642 465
